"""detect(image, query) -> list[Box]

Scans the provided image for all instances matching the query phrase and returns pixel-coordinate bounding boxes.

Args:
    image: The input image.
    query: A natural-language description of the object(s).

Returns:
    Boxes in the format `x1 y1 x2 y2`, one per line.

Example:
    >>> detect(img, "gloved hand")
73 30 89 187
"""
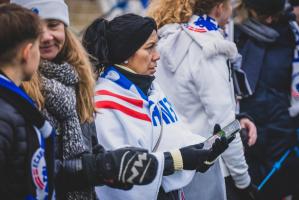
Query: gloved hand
204 123 234 164
179 142 210 172
206 136 229 163
62 145 158 190
179 136 229 173
237 182 259 200
83 146 158 189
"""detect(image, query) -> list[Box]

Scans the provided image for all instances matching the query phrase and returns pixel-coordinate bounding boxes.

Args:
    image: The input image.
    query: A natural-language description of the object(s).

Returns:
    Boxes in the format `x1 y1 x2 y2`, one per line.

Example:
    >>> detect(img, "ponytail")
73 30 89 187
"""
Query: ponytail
82 18 110 73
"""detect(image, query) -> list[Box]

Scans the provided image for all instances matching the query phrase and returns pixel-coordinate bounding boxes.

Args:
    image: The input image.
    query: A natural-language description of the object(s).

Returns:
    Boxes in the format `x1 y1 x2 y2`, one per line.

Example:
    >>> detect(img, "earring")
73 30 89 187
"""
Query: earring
124 60 129 64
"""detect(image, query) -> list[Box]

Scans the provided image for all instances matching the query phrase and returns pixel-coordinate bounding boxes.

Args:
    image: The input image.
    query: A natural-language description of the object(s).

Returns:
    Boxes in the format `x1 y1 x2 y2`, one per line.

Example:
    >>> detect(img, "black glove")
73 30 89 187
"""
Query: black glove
82 146 158 189
179 142 211 172
213 123 222 134
240 128 249 148
237 182 259 200
179 136 229 173
206 136 229 162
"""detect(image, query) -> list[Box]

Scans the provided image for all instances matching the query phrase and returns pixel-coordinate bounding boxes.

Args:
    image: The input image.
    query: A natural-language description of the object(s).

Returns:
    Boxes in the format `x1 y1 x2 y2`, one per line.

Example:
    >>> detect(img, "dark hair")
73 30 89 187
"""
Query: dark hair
0 3 41 64
82 18 110 73
244 0 285 16
194 0 228 15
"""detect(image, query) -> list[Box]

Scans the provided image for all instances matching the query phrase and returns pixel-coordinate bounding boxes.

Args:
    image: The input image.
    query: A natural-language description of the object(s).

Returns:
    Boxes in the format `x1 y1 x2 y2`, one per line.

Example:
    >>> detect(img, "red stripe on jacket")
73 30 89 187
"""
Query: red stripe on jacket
96 90 143 108
95 100 151 122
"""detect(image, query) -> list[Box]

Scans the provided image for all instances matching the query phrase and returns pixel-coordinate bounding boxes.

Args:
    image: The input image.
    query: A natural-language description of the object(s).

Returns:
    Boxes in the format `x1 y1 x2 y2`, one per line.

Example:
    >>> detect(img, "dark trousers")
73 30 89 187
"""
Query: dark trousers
157 187 179 200
225 176 243 200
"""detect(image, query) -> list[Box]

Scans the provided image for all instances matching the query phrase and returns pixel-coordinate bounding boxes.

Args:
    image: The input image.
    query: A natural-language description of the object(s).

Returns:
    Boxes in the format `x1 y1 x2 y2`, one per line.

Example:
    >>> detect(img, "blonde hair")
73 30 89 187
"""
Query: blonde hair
23 27 95 123
147 0 195 29
23 73 44 109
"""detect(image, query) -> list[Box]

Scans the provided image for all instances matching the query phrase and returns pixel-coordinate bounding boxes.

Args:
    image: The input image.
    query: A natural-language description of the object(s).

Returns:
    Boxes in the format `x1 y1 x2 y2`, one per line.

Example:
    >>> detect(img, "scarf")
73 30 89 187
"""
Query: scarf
39 61 92 199
236 19 280 93
187 14 232 38
114 65 155 95
0 73 54 200
184 15 219 33
238 18 280 43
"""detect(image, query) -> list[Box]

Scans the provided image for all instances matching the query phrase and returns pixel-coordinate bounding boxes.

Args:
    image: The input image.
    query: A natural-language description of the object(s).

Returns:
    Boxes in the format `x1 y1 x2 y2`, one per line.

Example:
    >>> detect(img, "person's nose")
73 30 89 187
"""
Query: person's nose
152 48 160 62
40 27 53 43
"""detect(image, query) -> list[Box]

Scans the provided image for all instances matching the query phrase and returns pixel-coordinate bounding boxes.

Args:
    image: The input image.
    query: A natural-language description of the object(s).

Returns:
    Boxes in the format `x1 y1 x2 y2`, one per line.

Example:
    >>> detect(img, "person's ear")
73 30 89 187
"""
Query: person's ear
21 42 33 64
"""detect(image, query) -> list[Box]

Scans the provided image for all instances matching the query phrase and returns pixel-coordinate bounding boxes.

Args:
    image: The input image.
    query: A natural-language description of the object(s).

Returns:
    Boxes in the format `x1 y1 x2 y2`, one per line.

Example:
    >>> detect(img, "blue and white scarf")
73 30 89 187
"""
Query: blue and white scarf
184 15 219 33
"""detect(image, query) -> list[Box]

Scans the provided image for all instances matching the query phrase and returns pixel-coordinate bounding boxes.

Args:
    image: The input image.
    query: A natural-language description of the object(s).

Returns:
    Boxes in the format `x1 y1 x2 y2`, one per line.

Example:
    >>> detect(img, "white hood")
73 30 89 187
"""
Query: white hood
158 15 238 73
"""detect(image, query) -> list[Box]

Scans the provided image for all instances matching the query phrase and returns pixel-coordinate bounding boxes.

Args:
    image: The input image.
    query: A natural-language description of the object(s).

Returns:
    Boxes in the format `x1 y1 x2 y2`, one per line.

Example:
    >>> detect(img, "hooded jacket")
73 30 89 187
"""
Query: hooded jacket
156 15 251 192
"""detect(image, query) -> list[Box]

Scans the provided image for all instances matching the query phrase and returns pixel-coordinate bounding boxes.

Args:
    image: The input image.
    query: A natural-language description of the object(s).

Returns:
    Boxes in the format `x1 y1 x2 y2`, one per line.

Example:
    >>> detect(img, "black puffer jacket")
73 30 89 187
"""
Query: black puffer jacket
0 96 40 199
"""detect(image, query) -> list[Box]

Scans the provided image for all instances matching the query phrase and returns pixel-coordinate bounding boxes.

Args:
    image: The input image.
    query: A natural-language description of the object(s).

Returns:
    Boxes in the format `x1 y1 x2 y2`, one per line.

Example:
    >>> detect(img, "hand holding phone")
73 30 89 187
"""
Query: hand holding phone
202 120 241 149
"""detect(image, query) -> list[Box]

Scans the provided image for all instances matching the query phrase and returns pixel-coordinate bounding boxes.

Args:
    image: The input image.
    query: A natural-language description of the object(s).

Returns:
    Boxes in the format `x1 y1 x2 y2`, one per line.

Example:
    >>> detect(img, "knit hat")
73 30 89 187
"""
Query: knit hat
83 14 157 66
289 0 299 6
11 0 69 26
245 0 286 15
108 14 157 64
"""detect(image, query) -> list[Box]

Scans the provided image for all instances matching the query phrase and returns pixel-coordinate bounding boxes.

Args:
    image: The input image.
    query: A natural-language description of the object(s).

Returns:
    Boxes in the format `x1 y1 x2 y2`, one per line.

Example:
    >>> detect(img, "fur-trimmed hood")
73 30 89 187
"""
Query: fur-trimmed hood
158 15 238 73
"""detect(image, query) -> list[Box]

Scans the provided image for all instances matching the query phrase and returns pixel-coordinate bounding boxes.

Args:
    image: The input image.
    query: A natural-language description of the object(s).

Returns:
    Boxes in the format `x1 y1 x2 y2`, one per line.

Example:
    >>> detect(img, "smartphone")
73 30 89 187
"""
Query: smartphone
202 119 241 149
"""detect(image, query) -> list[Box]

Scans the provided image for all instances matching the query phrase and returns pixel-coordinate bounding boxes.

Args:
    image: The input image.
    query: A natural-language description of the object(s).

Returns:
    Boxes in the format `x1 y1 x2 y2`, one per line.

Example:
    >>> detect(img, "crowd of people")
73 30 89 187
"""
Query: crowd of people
0 0 298 199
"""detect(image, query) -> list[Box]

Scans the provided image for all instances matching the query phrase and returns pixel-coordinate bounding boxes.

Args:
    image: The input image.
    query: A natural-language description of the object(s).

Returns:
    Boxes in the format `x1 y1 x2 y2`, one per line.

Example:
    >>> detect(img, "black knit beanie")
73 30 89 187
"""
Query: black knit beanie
289 0 299 6
83 13 157 67
108 14 157 64
245 0 286 15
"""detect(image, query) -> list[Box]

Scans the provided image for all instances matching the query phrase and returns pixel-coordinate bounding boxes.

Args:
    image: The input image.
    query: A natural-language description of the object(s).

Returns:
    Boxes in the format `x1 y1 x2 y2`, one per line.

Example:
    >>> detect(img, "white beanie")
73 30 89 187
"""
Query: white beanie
11 0 70 26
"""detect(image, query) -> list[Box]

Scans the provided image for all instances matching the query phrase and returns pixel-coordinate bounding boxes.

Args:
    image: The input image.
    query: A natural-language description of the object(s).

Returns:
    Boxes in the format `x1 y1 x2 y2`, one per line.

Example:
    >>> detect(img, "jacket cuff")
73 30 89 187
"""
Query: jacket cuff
163 152 175 176
236 113 254 123
232 171 251 189
170 150 184 171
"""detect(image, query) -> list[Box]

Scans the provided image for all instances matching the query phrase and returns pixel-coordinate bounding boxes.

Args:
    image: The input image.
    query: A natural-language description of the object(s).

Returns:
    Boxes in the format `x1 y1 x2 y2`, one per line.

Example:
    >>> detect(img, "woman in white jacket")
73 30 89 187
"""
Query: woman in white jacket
82 14 232 200
148 0 257 199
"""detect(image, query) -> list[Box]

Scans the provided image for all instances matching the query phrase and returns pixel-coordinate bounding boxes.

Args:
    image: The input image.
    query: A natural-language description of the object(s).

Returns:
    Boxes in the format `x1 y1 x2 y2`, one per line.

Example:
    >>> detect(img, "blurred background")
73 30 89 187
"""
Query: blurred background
65 0 148 36
0 0 149 36
65 0 102 35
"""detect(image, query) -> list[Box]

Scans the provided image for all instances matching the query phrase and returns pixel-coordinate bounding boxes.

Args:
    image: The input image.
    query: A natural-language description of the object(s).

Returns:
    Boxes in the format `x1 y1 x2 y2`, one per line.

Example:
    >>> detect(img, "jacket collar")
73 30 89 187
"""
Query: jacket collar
236 18 280 43
101 66 149 101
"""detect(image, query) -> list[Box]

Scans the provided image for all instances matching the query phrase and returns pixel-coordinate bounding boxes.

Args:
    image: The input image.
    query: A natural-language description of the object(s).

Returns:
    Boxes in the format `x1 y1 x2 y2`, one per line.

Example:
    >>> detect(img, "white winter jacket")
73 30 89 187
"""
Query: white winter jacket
156 15 251 189
94 66 205 200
